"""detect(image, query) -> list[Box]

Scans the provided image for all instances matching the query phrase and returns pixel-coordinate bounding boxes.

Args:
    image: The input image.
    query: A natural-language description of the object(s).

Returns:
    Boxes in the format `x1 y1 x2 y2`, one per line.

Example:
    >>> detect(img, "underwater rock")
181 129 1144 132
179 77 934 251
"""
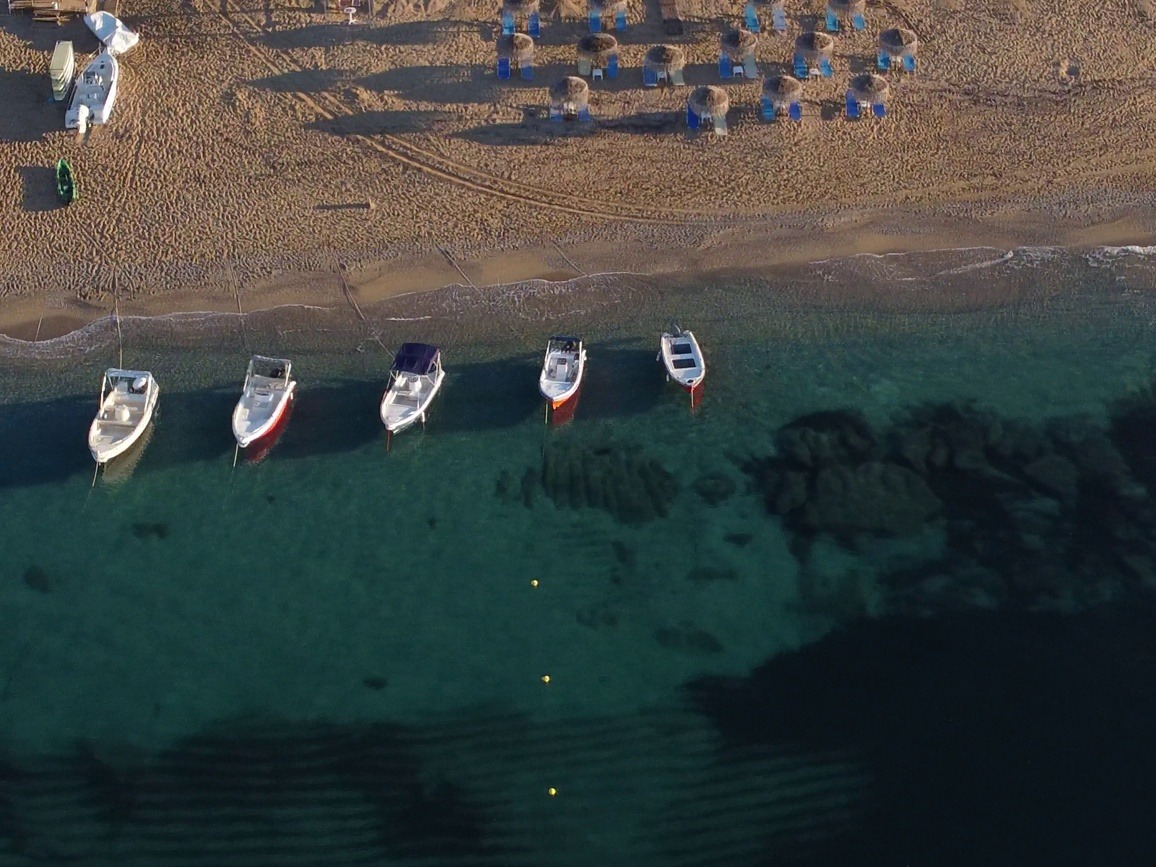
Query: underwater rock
686 565 738 582
519 468 538 508
692 472 736 505
655 622 724 654
538 442 679 524
612 540 635 569
1023 454 1080 505
576 601 620 630
776 410 877 468
23 565 52 593
804 462 942 535
131 522 168 540
363 676 388 691
724 532 753 547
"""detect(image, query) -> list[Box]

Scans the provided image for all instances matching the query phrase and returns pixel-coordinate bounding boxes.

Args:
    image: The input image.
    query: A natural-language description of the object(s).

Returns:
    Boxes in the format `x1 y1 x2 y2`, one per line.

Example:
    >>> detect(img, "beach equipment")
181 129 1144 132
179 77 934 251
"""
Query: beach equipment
761 75 803 122
497 32 534 80
688 85 729 136
65 50 118 134
577 33 618 80
497 56 511 79
588 0 626 33
794 31 834 79
539 336 586 411
847 72 889 118
84 11 140 56
88 369 159 465
643 44 686 87
500 0 540 37
659 325 706 400
548 76 591 122
719 28 759 79
55 158 77 204
825 0 865 32
878 27 919 72
771 1 787 32
232 355 297 449
380 343 445 435
744 2 760 34
49 41 74 102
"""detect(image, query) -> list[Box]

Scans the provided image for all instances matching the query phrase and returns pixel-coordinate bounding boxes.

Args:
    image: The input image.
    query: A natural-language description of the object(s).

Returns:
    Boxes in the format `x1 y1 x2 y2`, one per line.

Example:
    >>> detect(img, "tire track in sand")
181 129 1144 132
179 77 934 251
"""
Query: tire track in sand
203 0 718 226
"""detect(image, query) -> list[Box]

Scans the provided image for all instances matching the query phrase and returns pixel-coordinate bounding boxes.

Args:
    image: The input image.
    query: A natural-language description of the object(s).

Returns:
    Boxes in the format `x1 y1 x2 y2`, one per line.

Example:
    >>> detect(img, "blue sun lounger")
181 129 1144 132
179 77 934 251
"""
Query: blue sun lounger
608 55 619 78
772 6 787 31
718 55 731 78
589 10 601 31
520 61 533 80
852 12 865 30
501 10 515 34
877 52 891 71
819 57 832 77
825 10 838 31
902 55 917 73
845 94 860 119
788 101 801 121
578 106 591 121
497 56 511 80
615 8 626 29
528 11 541 36
872 102 886 118
644 66 658 87
686 107 700 130
793 53 807 78
761 97 775 121
744 3 760 33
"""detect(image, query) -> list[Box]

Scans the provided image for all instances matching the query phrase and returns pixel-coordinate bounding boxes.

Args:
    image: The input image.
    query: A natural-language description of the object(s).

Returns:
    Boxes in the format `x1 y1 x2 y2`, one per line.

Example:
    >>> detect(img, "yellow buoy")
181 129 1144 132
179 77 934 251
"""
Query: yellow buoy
547 787 557 797
541 675 550 683
530 579 539 587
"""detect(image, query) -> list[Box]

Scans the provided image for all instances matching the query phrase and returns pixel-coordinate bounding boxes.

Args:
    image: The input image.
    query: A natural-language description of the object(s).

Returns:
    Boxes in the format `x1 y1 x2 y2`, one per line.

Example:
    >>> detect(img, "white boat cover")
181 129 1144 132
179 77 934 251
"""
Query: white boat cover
84 12 140 56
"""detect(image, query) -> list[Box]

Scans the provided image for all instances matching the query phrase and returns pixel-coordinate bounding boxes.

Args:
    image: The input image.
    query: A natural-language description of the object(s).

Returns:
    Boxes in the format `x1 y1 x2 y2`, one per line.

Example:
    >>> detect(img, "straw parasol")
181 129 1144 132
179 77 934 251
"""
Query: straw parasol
762 75 803 107
577 33 619 64
550 76 590 108
502 0 540 13
826 0 865 16
497 33 535 63
720 28 759 62
644 44 686 77
588 0 626 13
795 31 834 62
848 73 890 103
879 27 919 58
688 85 729 118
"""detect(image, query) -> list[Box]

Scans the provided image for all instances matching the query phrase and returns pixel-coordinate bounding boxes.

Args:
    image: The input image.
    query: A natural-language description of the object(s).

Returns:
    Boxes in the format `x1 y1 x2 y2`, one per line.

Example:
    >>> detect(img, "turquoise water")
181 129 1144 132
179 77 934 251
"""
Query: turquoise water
2 249 1156 864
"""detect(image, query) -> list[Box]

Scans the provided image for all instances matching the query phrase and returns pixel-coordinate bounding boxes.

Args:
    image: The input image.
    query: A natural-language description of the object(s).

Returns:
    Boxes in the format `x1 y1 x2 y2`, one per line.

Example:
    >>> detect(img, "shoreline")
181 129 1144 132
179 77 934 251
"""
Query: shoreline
3 199 1155 343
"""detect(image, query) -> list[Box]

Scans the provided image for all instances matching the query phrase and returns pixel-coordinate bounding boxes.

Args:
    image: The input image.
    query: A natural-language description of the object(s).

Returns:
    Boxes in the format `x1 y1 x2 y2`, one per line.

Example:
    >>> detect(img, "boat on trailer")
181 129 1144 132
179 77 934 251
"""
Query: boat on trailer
232 355 296 448
88 369 159 464
659 325 706 391
539 335 586 410
65 50 119 134
380 343 445 435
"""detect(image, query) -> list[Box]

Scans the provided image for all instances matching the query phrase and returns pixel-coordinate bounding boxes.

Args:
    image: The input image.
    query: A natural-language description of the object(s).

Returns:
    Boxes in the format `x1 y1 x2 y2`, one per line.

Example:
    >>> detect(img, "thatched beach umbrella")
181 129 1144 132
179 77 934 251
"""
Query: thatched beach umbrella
588 0 626 15
502 0 540 13
826 0 865 16
795 31 834 62
762 74 803 107
879 27 919 59
550 76 590 109
688 85 729 118
848 72 890 104
577 33 619 65
497 33 535 63
720 28 759 62
644 44 686 77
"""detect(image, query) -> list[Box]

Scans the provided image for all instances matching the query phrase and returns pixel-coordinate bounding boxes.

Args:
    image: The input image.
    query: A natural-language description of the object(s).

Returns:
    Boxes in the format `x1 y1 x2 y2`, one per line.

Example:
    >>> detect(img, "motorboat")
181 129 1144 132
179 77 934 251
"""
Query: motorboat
84 12 140 56
538 335 585 410
88 369 159 464
380 343 445 434
659 325 706 391
65 51 119 133
49 41 74 102
232 355 296 448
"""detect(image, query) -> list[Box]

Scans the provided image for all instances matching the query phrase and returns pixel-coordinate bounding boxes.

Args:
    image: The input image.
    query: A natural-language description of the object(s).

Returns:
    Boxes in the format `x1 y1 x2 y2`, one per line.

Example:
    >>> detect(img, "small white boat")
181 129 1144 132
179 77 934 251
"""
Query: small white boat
65 51 119 133
84 11 140 57
232 355 296 448
88 369 159 464
380 343 445 434
539 335 585 409
659 325 706 391
49 41 75 102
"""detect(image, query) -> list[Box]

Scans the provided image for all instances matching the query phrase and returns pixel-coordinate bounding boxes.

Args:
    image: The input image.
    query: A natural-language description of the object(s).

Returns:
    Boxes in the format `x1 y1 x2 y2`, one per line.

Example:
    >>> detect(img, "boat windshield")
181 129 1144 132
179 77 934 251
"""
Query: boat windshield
249 356 291 381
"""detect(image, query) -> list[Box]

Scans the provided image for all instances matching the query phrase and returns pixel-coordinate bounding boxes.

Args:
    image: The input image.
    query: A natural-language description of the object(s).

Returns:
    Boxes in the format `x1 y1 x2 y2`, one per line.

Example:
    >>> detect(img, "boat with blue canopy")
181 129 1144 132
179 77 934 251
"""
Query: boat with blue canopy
380 343 446 435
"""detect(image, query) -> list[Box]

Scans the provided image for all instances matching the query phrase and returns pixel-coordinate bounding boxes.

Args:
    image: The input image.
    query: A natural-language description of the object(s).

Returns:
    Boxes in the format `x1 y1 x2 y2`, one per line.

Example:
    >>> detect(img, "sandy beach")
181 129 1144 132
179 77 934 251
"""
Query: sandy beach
2 0 1155 339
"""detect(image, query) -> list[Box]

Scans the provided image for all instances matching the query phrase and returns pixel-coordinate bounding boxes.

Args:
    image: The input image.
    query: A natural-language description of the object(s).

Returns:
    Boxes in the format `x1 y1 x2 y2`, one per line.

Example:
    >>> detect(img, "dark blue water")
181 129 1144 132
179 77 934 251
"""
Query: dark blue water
1 248 1155 865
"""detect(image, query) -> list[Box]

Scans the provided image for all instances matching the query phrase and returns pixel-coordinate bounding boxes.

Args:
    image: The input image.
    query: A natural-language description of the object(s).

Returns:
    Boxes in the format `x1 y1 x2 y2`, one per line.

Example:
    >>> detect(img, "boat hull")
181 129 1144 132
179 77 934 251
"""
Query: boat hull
660 330 706 391
89 388 159 464
233 381 296 448
380 370 445 434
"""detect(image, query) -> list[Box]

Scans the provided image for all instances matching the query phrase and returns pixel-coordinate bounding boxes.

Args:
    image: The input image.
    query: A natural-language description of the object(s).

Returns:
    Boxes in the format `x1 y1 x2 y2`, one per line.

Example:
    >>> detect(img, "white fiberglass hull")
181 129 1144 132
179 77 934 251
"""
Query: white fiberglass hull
233 380 296 448
380 370 445 433
539 348 586 409
65 51 118 130
88 385 159 464
660 329 705 390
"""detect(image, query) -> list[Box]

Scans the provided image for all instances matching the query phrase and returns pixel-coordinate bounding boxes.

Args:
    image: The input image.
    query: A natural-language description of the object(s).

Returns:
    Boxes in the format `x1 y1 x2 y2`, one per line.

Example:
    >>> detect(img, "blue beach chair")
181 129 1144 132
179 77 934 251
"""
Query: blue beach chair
520 61 533 80
718 55 731 78
589 10 602 31
793 53 808 78
819 57 832 77
825 10 838 31
528 11 541 37
761 96 775 120
686 107 700 129
877 52 891 71
902 55 917 73
497 57 511 80
501 10 515 34
852 13 865 30
845 94 860 119
788 101 801 121
550 106 563 121
643 66 658 87
615 8 626 29
744 3 760 33
772 6 787 32
872 102 886 118
578 106 592 121
608 55 619 78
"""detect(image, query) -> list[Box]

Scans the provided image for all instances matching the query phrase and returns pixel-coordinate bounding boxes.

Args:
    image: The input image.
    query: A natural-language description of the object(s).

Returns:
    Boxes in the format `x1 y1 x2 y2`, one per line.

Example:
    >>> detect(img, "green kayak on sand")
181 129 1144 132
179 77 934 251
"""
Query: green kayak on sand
56 158 77 205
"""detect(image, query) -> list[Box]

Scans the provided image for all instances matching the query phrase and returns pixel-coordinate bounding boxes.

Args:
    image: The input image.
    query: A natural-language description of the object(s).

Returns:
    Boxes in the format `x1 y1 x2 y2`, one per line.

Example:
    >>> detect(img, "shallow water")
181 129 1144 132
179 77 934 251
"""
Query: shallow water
1 248 1156 864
